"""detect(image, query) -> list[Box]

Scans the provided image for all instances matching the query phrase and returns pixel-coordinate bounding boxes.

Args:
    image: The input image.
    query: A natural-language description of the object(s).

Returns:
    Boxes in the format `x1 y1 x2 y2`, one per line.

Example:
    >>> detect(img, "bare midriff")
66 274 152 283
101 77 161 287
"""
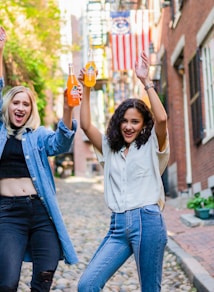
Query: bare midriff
0 178 37 197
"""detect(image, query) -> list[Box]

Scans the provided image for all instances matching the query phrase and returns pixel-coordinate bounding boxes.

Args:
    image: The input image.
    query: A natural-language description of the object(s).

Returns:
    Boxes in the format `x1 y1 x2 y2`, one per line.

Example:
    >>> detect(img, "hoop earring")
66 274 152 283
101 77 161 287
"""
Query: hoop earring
141 128 146 134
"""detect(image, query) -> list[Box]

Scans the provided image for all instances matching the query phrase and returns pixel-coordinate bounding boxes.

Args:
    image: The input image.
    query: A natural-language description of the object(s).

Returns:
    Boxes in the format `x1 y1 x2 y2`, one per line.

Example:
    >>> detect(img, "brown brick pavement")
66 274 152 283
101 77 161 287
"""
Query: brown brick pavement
163 198 214 277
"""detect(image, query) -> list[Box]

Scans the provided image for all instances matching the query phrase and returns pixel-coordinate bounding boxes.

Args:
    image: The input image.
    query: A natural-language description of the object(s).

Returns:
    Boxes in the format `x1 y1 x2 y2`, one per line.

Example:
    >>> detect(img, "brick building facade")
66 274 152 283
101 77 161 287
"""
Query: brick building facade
149 0 214 197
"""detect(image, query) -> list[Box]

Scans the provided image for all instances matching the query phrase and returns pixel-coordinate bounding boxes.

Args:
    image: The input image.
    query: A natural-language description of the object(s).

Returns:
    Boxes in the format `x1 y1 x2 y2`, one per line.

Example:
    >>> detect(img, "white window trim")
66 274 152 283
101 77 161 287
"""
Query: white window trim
202 131 214 145
197 7 214 46
172 10 181 28
202 40 214 144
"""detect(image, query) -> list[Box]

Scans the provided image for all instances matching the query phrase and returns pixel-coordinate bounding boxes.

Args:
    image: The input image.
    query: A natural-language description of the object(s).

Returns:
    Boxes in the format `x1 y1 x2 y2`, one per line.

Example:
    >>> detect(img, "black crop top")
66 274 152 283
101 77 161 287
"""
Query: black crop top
0 135 31 178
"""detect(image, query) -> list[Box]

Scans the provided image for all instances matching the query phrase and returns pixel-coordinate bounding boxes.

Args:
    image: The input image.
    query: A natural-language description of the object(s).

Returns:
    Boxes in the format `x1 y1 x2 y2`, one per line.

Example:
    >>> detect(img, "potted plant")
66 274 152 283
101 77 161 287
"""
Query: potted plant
187 192 214 219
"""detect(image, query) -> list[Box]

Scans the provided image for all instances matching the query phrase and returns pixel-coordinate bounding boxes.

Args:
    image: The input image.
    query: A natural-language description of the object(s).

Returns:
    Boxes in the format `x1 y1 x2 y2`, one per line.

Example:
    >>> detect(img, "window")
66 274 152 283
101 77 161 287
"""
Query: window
160 51 168 113
170 0 185 28
188 49 203 145
201 30 214 143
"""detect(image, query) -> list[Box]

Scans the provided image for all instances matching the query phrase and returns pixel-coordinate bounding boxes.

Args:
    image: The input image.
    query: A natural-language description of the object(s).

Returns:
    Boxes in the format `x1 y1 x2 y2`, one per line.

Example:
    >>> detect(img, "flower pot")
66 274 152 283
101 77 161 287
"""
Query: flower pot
194 208 210 219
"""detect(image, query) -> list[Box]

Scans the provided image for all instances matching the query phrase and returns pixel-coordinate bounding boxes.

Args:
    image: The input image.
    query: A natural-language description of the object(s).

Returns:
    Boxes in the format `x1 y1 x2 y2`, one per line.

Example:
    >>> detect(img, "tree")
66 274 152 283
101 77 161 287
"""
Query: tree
0 0 65 125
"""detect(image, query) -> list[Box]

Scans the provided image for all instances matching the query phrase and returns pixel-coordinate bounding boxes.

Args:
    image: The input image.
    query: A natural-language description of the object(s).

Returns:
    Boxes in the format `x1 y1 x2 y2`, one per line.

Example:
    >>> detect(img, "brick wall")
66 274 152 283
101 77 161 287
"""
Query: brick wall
153 0 214 196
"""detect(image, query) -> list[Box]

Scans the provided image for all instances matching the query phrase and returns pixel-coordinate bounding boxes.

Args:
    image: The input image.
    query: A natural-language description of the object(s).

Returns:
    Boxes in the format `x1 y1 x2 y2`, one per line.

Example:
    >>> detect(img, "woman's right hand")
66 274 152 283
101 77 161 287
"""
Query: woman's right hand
0 27 6 51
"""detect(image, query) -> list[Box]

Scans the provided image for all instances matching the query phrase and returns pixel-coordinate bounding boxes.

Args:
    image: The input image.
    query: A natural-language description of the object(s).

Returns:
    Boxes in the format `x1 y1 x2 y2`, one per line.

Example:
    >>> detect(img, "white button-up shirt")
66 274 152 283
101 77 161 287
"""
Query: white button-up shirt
96 127 170 213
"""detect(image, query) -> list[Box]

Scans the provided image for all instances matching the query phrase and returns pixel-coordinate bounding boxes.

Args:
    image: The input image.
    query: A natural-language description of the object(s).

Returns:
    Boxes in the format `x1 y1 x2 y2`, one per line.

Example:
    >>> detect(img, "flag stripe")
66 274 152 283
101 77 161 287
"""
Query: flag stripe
119 35 124 70
125 35 131 69
130 34 136 69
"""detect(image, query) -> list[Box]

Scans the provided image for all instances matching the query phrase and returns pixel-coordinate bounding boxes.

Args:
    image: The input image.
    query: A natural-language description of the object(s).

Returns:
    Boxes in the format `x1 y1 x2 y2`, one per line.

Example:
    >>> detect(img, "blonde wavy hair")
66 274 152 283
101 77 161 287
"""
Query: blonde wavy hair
2 86 41 140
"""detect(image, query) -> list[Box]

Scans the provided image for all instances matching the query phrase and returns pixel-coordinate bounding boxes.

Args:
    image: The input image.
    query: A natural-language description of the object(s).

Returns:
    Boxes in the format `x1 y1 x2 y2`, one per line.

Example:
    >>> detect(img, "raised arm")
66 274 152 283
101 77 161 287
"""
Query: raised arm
135 51 168 151
0 27 6 115
0 27 6 78
78 68 102 153
62 88 75 129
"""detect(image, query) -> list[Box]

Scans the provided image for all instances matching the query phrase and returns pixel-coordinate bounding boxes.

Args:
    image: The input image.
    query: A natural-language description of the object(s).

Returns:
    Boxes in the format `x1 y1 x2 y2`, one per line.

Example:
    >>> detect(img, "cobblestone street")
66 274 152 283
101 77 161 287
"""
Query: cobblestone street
18 176 197 291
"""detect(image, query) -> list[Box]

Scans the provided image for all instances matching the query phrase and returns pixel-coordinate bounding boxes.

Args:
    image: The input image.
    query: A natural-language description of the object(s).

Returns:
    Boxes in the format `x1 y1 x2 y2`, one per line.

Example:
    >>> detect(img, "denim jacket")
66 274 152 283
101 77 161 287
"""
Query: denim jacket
0 78 78 264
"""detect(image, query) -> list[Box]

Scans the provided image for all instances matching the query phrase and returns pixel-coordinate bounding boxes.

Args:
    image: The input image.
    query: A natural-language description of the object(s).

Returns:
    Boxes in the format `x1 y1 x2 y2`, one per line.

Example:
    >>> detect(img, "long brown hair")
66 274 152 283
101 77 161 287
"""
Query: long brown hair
106 98 154 151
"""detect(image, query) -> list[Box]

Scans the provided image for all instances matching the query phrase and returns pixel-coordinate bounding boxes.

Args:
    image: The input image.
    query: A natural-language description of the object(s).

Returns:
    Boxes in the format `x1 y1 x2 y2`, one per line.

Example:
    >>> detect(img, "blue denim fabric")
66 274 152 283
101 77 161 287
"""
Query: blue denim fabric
78 205 167 292
0 195 61 291
0 77 78 264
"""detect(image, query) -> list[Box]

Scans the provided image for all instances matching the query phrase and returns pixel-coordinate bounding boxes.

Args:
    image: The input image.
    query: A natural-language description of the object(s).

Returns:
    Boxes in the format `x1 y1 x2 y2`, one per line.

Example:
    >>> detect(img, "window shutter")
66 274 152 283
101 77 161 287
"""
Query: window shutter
160 51 168 114
189 48 203 145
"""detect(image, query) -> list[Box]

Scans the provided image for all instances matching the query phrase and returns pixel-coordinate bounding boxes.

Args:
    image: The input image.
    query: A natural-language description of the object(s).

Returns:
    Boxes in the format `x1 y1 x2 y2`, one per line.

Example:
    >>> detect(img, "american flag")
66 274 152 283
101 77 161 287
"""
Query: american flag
110 10 150 71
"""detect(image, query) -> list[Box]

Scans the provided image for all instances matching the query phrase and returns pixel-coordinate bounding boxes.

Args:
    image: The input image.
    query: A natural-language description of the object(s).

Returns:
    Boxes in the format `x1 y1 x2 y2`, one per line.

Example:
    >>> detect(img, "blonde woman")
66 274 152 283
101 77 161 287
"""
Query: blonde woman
0 27 78 292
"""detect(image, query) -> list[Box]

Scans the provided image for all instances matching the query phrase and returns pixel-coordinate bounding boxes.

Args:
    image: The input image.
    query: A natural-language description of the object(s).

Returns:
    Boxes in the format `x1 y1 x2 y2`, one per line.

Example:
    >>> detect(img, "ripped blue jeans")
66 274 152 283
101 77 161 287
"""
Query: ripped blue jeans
78 205 167 292
0 195 61 292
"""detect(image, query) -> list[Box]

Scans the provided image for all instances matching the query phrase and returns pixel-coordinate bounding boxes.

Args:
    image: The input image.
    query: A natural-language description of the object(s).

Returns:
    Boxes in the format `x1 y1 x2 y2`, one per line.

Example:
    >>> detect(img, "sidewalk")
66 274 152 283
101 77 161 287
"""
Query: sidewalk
163 196 214 292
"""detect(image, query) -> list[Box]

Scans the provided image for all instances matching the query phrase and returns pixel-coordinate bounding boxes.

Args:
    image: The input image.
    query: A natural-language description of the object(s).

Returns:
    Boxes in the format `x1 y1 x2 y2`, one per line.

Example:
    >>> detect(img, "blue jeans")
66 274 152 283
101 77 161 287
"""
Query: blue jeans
0 195 61 292
78 205 167 292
